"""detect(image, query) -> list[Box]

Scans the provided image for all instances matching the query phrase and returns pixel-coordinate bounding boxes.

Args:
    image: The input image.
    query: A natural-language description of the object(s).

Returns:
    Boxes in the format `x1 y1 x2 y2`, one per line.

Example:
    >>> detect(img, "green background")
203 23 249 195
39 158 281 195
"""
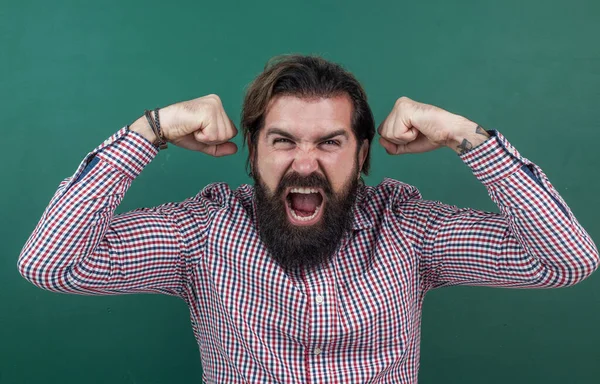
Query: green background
2 0 599 383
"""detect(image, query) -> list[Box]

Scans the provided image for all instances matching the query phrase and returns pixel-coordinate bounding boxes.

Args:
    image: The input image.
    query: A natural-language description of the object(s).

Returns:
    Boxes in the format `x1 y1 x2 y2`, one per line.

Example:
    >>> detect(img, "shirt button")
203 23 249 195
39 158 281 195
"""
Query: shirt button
315 295 324 305
313 347 322 356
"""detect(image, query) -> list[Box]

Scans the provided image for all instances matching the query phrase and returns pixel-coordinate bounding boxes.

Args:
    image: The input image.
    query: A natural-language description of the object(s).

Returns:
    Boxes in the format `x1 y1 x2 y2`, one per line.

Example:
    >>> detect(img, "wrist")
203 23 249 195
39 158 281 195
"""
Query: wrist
447 117 490 155
129 115 158 145
157 104 179 141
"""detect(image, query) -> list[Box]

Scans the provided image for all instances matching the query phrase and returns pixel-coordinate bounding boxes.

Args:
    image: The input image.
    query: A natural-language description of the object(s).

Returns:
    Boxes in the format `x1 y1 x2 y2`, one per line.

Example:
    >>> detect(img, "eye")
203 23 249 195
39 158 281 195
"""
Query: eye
273 138 294 145
321 140 340 146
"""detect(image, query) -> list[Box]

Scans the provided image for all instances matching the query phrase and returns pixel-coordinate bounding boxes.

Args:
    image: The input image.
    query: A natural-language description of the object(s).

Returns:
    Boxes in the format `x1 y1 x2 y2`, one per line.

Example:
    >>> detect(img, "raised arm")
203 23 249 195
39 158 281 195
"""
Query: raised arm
18 95 238 297
379 97 599 289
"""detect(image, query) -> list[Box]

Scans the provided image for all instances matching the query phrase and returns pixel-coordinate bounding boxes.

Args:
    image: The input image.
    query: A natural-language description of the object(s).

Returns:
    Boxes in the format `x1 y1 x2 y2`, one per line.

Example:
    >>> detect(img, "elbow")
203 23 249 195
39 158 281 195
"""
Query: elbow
556 249 600 287
18 253 43 289
18 251 59 292
580 249 600 282
19 248 88 294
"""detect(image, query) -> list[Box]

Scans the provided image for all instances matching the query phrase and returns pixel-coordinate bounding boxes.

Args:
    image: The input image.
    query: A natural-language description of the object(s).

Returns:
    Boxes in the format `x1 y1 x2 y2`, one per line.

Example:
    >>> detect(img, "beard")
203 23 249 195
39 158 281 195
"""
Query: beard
253 167 360 273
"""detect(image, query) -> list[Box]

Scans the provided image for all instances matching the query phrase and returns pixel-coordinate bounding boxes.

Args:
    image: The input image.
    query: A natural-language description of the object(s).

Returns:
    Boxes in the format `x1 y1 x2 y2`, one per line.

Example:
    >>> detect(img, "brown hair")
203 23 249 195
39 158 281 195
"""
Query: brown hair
241 54 375 175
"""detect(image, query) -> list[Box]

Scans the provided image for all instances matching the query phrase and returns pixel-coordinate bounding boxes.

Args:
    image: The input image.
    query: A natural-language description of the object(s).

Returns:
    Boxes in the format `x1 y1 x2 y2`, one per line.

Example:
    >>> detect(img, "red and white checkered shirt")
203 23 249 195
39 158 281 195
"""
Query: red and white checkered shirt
19 126 599 383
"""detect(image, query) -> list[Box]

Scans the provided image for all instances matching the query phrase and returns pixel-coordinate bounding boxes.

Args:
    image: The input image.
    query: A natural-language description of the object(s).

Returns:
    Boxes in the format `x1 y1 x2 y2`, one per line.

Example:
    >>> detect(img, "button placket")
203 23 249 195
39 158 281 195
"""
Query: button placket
303 268 332 362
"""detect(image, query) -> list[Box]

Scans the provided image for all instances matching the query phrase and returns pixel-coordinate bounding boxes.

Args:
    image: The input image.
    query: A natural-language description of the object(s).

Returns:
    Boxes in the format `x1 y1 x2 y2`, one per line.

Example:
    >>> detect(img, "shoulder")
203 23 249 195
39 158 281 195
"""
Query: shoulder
191 182 254 217
196 182 234 205
362 178 422 208
363 179 447 240
352 178 423 229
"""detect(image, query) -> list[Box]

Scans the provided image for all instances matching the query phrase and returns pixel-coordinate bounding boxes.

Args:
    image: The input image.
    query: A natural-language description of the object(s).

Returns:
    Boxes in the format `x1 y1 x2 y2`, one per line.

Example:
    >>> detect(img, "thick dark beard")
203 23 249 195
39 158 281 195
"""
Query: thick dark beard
253 169 359 273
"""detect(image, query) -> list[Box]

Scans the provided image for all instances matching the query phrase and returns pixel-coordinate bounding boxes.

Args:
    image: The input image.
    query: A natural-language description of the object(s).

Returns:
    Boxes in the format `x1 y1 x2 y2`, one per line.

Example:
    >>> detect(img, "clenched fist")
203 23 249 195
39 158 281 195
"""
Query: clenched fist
378 97 490 155
131 94 238 157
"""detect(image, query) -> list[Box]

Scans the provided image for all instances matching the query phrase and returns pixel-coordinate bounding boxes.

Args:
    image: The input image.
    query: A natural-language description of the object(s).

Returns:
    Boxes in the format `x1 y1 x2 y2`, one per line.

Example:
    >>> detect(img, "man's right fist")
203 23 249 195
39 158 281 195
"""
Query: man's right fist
131 94 238 157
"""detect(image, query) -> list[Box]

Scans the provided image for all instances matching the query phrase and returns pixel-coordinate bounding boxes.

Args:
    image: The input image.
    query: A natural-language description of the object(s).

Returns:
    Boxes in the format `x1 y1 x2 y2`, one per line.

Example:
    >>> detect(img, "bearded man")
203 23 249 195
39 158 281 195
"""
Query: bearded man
19 55 599 383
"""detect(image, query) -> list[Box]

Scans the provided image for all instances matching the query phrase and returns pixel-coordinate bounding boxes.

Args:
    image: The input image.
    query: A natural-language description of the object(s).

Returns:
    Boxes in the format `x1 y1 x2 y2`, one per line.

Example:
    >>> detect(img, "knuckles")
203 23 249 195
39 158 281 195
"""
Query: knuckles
205 94 222 105
378 97 456 150
394 96 412 108
166 94 238 147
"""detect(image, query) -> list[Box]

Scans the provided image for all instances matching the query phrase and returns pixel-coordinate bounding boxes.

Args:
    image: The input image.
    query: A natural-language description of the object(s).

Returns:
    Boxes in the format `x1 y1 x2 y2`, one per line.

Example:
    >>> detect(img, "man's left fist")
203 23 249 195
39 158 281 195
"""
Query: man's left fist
378 97 487 155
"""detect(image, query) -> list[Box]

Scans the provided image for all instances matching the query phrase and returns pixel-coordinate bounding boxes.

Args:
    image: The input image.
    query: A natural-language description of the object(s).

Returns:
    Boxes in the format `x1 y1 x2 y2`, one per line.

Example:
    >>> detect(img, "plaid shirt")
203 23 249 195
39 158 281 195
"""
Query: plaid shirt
19 126 599 383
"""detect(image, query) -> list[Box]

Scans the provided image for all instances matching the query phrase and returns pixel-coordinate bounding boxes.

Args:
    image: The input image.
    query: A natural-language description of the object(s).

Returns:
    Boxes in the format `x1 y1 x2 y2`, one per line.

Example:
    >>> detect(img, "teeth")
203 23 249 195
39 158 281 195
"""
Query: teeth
290 187 319 194
287 201 321 222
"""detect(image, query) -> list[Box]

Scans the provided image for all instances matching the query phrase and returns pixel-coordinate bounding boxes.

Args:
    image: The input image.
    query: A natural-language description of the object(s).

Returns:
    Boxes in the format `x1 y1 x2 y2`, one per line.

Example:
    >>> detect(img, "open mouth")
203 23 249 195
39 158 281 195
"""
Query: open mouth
284 187 325 226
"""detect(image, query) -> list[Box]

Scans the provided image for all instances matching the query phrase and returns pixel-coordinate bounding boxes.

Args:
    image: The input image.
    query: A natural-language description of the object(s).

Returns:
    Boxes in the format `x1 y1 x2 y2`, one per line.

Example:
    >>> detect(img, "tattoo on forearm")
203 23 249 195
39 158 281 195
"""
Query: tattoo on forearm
457 139 473 154
475 125 489 137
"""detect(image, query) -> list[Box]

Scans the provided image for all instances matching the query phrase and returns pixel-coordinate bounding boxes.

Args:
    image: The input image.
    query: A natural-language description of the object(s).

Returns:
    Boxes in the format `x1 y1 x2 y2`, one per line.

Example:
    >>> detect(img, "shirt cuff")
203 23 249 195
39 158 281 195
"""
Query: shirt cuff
459 130 530 186
91 126 159 179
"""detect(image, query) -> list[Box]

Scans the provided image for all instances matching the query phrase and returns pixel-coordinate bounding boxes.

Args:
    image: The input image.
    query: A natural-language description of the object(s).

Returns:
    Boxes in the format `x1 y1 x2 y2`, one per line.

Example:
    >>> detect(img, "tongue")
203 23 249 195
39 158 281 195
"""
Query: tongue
290 193 321 216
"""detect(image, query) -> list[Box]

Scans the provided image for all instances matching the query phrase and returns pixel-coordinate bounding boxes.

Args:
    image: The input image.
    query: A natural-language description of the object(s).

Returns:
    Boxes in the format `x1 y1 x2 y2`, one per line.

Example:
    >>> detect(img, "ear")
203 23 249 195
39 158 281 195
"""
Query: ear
357 139 369 173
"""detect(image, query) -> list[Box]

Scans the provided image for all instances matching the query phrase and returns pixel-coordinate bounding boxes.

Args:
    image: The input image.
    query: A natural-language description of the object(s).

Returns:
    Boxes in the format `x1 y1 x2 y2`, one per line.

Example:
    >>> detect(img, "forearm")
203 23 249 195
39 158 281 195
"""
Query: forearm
461 132 599 286
18 128 160 293
447 118 491 155
129 114 158 144
414 131 599 289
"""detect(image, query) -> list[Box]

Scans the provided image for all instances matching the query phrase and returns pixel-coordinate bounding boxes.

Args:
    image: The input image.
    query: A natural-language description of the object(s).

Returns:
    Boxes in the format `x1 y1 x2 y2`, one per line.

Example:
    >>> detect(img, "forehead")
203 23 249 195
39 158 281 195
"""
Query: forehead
262 95 353 138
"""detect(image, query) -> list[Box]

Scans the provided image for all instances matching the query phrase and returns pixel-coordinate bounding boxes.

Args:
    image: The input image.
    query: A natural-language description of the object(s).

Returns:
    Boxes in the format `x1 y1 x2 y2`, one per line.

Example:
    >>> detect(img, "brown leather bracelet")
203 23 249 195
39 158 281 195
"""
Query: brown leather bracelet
153 108 168 150
144 109 168 150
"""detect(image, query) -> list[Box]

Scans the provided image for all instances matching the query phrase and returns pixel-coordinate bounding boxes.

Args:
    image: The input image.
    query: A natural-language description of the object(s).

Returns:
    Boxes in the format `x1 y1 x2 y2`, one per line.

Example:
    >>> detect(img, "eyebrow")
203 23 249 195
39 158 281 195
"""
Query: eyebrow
265 128 349 142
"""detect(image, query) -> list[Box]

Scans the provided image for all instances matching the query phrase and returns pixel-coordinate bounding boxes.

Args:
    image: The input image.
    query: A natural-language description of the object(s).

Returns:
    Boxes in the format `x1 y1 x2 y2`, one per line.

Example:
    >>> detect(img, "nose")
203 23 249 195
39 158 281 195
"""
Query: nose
291 147 319 176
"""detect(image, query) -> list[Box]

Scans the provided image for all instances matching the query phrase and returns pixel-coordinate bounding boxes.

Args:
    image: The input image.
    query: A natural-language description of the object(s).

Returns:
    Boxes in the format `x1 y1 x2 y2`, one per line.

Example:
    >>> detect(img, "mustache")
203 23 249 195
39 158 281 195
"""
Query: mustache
275 172 333 197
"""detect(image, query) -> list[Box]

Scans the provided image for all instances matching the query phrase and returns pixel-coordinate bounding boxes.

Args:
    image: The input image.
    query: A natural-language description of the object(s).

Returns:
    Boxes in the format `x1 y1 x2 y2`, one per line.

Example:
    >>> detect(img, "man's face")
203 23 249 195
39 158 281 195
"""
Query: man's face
251 95 368 271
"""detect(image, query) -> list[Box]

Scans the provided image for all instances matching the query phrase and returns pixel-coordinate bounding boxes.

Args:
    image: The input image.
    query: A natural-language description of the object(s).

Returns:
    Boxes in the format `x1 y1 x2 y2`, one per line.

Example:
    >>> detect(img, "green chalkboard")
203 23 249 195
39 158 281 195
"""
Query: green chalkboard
2 0 599 383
